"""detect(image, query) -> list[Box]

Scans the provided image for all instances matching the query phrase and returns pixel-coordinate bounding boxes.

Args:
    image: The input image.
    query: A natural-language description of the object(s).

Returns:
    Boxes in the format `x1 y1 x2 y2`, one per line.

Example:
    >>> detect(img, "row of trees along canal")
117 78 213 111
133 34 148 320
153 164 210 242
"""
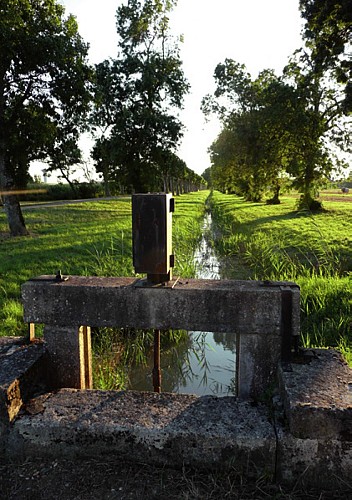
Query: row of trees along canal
0 0 351 237
202 0 351 210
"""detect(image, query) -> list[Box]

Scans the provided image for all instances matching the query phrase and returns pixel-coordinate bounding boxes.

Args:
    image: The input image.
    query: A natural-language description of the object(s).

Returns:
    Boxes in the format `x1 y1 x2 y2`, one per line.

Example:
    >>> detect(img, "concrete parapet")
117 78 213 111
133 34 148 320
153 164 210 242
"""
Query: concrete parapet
1 342 352 488
44 325 92 389
22 276 300 398
276 430 352 488
22 276 300 335
0 337 46 452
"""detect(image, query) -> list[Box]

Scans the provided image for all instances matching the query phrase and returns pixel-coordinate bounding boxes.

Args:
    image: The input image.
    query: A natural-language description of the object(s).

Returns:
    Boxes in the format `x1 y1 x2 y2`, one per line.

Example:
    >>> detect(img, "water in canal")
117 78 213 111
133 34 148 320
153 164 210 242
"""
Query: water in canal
128 213 237 396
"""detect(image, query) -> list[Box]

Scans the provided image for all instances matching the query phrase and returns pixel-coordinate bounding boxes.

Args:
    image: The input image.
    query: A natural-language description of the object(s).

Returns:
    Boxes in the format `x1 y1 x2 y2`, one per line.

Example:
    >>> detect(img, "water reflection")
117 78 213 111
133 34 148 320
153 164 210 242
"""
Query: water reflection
187 212 237 396
194 213 220 280
127 331 236 396
128 212 237 397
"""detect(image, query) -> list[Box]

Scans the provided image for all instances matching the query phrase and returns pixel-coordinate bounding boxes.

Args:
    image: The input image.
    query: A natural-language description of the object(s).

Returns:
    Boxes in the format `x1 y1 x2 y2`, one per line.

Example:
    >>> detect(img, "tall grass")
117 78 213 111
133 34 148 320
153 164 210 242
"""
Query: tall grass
208 190 352 361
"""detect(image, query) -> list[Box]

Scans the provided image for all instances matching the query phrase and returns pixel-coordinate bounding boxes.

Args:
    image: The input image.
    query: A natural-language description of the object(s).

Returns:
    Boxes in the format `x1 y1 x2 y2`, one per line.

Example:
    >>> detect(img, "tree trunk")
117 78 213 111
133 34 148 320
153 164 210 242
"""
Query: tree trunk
59 168 79 197
3 193 29 236
267 183 281 205
103 177 111 197
0 152 29 236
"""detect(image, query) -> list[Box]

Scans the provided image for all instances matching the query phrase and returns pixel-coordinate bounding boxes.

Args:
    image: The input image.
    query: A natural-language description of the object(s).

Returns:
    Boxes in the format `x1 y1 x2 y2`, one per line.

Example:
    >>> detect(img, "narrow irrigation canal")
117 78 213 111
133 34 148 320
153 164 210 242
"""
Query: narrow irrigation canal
128 212 239 397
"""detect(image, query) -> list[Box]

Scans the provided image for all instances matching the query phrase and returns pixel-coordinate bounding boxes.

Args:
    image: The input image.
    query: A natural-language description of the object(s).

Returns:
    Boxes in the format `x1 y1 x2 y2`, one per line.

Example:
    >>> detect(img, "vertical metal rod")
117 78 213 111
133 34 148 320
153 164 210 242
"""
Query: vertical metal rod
152 329 161 393
82 326 93 389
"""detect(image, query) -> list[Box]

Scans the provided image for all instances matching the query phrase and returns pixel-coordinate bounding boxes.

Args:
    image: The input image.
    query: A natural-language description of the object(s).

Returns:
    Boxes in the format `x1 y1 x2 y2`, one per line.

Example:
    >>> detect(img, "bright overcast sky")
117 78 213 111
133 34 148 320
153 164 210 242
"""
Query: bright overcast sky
33 0 304 180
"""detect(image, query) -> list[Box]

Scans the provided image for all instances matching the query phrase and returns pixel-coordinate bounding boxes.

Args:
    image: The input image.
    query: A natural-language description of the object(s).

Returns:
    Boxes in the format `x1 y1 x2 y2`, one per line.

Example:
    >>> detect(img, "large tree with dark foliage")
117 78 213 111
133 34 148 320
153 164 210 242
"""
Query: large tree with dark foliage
203 61 301 202
284 0 352 209
0 0 91 235
90 0 189 193
299 0 352 112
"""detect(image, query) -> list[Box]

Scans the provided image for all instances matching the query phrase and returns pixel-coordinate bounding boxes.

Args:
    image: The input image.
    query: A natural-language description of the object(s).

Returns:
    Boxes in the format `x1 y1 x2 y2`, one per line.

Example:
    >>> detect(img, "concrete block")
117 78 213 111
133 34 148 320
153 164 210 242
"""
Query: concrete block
276 428 352 487
0 338 46 451
237 333 279 400
278 349 352 440
8 389 277 477
22 276 293 334
22 276 300 398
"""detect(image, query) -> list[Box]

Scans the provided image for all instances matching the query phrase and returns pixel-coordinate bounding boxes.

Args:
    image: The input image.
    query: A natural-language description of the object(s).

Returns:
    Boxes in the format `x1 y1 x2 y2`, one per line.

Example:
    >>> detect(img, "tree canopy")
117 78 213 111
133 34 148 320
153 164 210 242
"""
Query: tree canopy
299 0 352 111
90 0 192 193
0 0 92 235
203 0 351 210
203 62 305 203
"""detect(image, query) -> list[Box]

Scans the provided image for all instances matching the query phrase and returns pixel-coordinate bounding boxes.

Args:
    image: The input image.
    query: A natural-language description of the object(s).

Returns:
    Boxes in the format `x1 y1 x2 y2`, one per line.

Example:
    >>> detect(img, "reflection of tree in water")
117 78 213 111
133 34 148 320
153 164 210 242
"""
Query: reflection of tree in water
127 331 237 396
213 332 236 353
127 330 193 393
176 332 211 391
127 331 222 394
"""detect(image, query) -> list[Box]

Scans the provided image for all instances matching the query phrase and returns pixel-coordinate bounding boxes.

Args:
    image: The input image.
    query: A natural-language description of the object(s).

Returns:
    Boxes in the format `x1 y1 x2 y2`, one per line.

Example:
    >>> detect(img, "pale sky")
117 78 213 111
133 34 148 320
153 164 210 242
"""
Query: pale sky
31 0 304 180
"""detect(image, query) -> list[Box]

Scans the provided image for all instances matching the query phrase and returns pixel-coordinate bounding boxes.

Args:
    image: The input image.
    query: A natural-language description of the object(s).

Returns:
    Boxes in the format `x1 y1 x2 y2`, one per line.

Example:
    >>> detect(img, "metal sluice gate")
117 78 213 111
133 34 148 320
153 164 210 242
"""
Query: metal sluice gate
132 193 175 392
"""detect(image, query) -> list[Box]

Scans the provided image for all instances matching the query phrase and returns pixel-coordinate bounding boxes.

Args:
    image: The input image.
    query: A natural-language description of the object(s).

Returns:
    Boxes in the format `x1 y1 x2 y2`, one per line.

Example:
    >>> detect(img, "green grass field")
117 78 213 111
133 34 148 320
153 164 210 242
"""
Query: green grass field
208 190 352 362
0 192 208 338
0 188 351 366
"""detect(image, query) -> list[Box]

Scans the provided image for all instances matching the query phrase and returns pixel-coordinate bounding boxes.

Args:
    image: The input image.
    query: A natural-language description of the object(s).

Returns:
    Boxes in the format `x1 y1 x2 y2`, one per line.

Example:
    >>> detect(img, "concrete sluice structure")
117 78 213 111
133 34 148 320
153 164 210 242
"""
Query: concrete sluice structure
0 275 351 488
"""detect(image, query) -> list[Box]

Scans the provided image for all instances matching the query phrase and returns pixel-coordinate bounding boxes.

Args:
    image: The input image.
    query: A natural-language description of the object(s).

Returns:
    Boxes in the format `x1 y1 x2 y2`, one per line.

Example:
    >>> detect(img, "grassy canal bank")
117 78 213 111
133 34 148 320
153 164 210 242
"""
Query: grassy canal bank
0 189 351 385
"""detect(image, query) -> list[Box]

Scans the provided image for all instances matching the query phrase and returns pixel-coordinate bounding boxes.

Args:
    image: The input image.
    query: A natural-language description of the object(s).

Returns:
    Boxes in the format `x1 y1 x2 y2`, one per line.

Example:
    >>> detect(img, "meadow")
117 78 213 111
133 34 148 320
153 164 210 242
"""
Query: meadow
209 190 352 362
0 191 208 389
0 187 351 382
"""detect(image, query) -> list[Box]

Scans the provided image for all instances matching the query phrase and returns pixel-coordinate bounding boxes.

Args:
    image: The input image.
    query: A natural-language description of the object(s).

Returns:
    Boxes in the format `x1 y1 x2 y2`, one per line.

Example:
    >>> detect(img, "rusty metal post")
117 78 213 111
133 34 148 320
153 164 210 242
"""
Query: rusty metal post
152 329 161 393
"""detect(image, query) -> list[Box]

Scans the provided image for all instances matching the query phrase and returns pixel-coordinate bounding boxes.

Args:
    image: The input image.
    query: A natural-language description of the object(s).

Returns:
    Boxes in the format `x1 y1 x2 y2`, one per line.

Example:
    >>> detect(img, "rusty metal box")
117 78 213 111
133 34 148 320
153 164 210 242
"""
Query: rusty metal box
132 193 174 283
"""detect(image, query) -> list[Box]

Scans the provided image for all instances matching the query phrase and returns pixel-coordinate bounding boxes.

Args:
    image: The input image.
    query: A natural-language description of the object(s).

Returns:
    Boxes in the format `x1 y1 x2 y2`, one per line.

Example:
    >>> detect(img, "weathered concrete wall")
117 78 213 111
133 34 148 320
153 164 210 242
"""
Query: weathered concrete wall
43 325 92 390
0 337 45 453
277 349 352 486
1 340 352 488
278 349 352 440
21 276 300 398
7 390 277 477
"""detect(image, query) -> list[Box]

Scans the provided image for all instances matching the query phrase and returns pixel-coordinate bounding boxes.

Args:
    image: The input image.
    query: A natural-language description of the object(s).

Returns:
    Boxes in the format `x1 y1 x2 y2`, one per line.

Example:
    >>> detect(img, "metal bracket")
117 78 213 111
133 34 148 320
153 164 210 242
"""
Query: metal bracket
133 276 180 289
55 270 69 282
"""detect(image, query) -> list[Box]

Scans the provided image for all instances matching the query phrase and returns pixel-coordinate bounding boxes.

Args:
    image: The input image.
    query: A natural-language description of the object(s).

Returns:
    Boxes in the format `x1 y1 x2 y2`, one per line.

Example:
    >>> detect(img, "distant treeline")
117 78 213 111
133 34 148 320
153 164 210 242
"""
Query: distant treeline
19 182 106 202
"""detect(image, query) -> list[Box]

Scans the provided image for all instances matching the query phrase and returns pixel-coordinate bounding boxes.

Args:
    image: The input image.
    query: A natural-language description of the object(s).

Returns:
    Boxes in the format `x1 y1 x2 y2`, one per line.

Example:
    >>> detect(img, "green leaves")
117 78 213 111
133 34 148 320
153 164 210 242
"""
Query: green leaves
0 0 93 234
90 0 189 193
0 0 92 168
299 0 352 111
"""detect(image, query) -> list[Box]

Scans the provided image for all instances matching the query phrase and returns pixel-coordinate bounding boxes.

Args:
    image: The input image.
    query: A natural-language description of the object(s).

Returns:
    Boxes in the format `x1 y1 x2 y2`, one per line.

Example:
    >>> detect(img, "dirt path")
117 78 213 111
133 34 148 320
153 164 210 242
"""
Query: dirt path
20 196 124 211
0 457 347 499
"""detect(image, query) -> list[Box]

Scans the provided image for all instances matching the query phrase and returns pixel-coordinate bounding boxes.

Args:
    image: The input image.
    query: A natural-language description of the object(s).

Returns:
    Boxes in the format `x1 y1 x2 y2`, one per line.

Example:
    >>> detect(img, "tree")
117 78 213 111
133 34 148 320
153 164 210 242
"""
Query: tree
90 0 189 193
45 136 83 197
283 47 351 209
91 138 115 197
201 167 212 189
204 61 299 202
0 0 92 235
299 0 352 112
290 0 352 209
204 54 351 209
